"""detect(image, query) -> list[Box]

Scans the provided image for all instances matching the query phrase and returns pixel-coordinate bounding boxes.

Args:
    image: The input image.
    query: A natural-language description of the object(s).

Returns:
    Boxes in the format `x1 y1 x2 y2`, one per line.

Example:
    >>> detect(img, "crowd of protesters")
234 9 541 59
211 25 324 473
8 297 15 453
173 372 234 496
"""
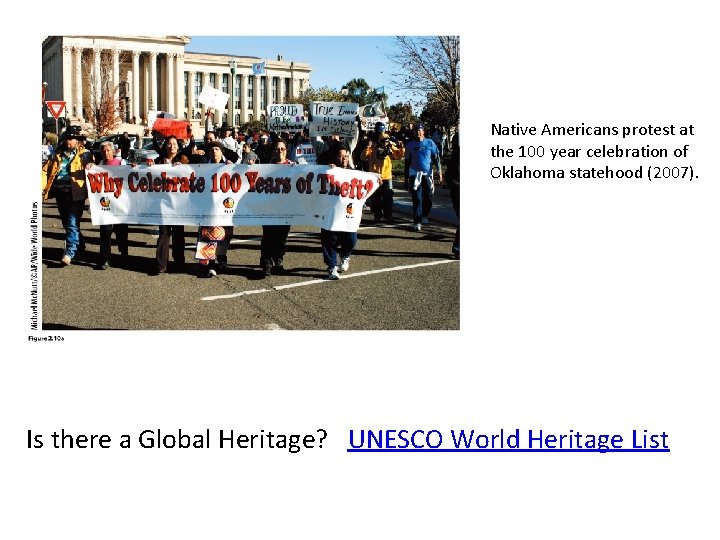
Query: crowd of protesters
41 118 459 280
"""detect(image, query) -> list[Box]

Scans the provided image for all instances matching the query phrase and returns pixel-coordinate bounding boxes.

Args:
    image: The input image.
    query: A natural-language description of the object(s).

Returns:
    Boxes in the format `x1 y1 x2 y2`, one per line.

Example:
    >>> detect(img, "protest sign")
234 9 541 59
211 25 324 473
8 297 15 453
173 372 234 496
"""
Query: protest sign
197 86 229 111
86 164 378 232
267 104 306 132
308 101 359 137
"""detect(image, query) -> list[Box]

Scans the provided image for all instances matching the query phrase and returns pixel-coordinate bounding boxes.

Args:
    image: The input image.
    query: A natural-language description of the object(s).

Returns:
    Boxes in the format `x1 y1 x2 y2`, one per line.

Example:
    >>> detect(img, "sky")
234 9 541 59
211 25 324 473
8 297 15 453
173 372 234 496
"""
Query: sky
185 36 415 107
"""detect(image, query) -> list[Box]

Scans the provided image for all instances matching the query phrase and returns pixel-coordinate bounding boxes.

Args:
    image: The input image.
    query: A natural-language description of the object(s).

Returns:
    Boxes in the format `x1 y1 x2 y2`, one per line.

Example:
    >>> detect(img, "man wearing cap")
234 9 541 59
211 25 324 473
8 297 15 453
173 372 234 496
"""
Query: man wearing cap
41 126 93 265
404 123 442 231
363 122 404 222
218 121 240 154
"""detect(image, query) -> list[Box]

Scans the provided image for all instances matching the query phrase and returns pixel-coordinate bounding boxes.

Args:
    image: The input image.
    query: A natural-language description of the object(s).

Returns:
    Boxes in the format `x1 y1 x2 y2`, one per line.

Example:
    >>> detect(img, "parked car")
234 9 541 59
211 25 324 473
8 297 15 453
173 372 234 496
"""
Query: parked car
129 137 159 164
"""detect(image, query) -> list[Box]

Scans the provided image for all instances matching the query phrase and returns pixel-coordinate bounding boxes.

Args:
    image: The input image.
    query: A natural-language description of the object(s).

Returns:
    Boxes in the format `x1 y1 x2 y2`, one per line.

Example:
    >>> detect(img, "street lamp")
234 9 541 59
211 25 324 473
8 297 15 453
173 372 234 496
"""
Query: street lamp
229 59 237 128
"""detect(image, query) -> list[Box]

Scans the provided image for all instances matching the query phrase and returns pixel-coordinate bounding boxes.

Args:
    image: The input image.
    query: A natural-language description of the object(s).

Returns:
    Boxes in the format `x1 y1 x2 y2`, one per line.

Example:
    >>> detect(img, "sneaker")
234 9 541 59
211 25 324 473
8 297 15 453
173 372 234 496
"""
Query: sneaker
262 264 272 277
327 266 340 280
338 256 350 273
61 255 71 266
216 259 228 271
421 216 429 225
97 260 109 270
413 223 422 232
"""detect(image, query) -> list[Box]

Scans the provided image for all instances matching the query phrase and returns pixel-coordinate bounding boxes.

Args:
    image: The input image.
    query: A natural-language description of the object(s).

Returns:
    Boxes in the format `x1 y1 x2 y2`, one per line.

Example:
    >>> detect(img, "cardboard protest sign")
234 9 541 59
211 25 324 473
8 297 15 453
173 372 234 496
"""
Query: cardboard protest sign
267 104 306 132
308 101 359 137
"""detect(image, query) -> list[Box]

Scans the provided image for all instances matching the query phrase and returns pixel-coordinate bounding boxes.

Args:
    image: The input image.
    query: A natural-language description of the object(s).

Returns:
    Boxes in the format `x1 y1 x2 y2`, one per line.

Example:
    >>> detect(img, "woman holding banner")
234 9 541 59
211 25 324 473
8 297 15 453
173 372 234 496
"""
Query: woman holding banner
152 136 189 275
97 142 129 270
259 139 295 277
321 145 358 280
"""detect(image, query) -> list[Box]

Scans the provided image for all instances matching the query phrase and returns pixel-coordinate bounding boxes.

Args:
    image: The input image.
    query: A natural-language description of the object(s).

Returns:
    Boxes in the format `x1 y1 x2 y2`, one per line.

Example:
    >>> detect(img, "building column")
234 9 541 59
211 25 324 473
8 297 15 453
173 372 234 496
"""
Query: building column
175 54 184 119
93 47 102 112
201 72 208 121
187 70 195 121
239 74 247 123
112 49 120 119
61 46 72 113
72 47 82 119
289 62 295 100
131 51 140 121
253 75 260 121
166 53 175 115
148 51 157 110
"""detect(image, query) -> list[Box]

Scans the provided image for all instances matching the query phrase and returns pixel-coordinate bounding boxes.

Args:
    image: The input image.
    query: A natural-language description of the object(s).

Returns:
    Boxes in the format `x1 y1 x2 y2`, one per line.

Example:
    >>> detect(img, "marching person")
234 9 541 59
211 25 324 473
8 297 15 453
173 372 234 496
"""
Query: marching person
259 139 294 277
41 126 93 266
445 130 460 257
404 123 442 231
321 145 358 280
363 122 404 223
96 141 129 269
195 141 233 278
152 136 189 275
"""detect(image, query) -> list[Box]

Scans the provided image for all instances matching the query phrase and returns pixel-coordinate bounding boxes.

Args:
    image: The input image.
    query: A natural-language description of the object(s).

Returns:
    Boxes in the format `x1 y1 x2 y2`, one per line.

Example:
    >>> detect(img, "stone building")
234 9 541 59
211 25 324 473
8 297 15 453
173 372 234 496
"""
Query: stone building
41 36 312 131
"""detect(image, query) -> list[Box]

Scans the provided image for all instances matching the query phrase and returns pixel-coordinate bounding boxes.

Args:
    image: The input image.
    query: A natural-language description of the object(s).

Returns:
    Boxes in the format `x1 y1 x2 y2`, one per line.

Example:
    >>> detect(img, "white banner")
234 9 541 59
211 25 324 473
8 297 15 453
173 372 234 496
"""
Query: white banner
309 101 359 137
197 86 229 111
267 104 306 132
86 164 379 231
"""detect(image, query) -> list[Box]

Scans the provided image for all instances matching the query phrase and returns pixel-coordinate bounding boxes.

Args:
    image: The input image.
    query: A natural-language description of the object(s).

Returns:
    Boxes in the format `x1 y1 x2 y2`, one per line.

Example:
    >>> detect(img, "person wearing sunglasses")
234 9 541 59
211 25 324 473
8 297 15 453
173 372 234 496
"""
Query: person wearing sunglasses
259 140 295 277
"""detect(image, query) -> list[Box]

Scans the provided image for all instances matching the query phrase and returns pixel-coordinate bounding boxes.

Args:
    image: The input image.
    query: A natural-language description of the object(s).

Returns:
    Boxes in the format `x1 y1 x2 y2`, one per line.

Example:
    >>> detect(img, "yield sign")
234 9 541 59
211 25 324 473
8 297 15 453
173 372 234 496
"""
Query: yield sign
46 100 66 119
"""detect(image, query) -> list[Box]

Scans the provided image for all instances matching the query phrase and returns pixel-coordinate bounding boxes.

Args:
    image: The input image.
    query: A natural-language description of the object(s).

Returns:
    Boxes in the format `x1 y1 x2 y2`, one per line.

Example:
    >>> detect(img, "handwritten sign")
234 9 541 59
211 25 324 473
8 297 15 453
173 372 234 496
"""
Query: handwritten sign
267 104 306 132
309 101 359 137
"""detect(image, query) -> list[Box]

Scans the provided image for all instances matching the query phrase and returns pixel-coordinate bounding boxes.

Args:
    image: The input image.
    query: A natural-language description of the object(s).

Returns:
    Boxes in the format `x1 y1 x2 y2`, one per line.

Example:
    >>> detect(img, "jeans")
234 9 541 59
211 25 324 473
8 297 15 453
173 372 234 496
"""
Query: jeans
410 172 433 224
55 190 85 259
320 229 357 268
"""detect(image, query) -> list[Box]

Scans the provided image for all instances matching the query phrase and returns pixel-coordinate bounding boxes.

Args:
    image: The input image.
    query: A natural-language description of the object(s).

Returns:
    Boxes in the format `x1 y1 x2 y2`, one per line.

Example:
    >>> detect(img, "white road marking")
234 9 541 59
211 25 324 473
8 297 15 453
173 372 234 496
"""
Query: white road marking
201 259 458 301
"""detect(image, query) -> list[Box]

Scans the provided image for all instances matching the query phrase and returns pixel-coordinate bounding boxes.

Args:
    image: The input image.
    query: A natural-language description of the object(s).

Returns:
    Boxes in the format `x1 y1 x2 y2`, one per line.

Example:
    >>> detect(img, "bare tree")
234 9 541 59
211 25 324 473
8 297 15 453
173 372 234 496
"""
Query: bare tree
82 48 123 136
387 36 460 127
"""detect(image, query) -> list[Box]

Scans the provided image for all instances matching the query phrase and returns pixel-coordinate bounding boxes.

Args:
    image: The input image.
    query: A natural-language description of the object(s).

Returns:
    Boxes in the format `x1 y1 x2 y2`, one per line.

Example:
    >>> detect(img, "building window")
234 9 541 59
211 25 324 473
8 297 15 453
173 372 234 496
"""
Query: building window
271 77 278 103
284 78 290 99
248 114 253 122
209 73 216 88
235 113 242 126
247 77 254 102
194 73 202 109
260 77 266 110
184 72 188 108
222 74 228 94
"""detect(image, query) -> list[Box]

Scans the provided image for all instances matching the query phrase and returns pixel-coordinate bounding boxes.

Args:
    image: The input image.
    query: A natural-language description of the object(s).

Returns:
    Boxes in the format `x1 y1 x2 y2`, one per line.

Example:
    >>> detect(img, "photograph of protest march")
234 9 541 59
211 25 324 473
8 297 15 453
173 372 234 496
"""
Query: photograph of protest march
38 36 460 331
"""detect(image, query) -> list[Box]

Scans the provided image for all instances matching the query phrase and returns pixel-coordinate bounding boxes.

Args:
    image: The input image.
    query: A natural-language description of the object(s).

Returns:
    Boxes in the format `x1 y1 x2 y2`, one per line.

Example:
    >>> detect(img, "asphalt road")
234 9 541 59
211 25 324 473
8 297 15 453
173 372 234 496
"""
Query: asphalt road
41 201 460 331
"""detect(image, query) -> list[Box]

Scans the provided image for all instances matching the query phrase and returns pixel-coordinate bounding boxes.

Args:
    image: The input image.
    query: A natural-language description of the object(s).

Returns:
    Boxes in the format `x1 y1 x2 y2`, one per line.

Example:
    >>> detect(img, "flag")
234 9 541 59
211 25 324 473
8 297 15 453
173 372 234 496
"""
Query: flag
252 62 266 75
341 87 349 96
375 86 384 94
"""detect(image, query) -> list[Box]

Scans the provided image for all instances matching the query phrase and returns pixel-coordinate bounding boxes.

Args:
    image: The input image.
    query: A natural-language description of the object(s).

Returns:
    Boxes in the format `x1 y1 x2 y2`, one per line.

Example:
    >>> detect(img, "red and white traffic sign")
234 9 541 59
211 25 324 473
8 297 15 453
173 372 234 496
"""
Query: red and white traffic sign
46 100 66 119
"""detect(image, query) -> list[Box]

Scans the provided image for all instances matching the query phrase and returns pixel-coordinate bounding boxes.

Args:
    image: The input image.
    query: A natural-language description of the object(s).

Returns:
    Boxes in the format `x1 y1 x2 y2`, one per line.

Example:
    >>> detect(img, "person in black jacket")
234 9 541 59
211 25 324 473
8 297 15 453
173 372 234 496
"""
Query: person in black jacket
445 130 459 257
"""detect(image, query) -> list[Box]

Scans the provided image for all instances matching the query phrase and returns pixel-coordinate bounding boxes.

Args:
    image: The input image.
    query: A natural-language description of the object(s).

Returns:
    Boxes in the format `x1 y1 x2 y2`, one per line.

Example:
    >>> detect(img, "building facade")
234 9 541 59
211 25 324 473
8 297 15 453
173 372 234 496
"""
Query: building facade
41 36 312 129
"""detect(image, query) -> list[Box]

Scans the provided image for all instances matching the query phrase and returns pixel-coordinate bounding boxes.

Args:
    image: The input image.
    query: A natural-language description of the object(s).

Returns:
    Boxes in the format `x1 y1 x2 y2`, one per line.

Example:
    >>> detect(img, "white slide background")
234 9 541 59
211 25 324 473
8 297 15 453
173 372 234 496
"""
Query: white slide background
3 2 719 538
